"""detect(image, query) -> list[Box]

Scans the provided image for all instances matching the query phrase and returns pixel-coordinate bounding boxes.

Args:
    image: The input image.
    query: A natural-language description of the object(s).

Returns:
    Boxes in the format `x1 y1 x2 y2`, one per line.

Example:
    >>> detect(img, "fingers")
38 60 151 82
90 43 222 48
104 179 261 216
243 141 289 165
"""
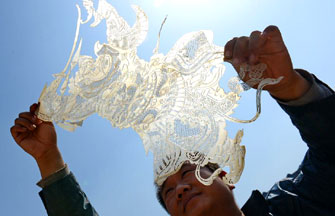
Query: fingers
10 125 27 138
18 111 39 128
224 37 237 61
224 36 249 70
11 108 38 141
11 112 36 145
233 36 249 65
19 112 36 124
15 117 36 131
224 26 281 65
29 103 44 125
248 31 265 65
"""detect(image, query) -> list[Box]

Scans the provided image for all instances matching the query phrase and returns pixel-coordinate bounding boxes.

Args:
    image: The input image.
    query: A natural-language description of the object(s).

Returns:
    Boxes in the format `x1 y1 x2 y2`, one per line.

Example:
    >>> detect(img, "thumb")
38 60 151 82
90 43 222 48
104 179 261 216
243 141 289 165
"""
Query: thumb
29 103 39 114
29 103 51 126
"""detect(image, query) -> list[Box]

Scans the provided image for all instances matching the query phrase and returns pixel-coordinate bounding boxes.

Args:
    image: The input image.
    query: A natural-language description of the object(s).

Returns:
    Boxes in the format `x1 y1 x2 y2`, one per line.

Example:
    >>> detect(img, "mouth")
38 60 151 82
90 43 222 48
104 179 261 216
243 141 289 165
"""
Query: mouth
183 193 201 213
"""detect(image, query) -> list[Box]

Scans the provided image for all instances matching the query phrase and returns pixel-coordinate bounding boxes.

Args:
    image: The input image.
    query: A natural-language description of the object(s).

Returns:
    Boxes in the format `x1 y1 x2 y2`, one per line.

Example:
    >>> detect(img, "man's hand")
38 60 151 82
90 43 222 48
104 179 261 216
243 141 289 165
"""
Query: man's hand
10 103 65 179
224 25 310 101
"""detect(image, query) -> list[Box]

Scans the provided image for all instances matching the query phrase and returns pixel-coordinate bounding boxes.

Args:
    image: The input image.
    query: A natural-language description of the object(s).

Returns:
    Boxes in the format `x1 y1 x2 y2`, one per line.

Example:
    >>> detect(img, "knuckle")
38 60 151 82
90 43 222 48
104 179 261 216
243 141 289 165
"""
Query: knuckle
18 113 25 118
250 30 261 37
268 25 278 29
264 25 279 33
226 37 237 46
239 36 248 40
15 118 28 125
229 37 238 42
19 112 31 119
235 37 249 49
235 36 249 45
235 38 249 51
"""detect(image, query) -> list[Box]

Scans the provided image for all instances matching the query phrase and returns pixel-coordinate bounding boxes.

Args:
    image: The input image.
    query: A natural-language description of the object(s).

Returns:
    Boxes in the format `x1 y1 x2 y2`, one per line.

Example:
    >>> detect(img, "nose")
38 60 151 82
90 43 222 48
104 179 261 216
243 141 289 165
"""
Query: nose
175 183 191 200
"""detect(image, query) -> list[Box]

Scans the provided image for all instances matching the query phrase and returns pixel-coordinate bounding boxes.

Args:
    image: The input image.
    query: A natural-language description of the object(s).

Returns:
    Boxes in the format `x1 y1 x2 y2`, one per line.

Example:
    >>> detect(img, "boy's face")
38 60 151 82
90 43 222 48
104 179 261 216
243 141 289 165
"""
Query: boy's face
160 163 240 216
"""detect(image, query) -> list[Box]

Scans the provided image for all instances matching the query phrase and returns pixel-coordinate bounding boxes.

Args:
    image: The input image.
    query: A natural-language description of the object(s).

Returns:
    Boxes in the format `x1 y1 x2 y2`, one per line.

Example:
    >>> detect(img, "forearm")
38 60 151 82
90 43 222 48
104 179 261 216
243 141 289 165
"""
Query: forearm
35 147 65 179
269 69 311 101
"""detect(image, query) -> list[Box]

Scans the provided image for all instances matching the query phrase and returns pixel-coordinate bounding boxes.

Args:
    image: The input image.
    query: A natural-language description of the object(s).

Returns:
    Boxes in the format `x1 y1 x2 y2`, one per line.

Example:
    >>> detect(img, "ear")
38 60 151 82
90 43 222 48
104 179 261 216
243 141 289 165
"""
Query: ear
219 170 227 178
219 170 235 190
227 184 236 191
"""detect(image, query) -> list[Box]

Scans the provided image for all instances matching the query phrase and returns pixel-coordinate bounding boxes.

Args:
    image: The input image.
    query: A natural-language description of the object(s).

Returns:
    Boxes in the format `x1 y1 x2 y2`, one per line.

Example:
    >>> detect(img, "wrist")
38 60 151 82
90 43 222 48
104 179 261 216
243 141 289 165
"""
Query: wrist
269 70 311 101
35 148 65 179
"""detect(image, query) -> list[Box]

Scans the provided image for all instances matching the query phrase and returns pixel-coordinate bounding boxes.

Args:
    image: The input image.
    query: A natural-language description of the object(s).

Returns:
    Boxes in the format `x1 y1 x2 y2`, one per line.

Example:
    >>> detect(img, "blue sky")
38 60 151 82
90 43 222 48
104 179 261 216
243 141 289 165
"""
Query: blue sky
1 0 334 215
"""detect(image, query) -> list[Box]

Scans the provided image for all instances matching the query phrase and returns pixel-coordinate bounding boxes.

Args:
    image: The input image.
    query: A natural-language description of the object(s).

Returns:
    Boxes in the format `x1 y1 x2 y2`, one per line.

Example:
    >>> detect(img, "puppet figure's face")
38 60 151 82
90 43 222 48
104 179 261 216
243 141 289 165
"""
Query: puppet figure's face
161 163 242 216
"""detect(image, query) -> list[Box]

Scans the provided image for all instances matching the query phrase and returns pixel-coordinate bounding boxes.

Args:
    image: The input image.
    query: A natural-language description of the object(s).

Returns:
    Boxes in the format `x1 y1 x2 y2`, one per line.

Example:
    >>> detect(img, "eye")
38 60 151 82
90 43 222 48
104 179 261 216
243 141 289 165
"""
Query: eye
165 188 173 198
182 169 193 177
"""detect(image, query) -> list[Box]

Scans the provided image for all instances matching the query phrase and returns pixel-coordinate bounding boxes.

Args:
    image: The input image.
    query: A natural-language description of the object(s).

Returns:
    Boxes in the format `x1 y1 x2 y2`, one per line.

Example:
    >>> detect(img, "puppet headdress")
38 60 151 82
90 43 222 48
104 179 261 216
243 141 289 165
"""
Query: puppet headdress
37 0 282 185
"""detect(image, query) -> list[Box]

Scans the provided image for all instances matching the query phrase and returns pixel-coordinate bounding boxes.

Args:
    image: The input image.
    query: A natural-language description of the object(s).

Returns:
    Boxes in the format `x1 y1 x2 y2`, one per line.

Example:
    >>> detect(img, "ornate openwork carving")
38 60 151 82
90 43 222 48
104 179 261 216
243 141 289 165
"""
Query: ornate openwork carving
37 0 282 185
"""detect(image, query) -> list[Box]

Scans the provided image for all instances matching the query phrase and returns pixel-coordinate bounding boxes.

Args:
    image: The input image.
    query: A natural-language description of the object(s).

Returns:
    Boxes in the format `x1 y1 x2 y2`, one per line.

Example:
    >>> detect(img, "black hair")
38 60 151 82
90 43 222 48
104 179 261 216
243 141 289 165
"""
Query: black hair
155 182 168 212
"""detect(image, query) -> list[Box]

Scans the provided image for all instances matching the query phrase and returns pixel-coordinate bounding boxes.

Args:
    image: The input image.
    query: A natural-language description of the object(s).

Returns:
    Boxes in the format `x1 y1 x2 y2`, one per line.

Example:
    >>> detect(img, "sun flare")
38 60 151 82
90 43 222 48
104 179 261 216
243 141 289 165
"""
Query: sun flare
154 0 208 7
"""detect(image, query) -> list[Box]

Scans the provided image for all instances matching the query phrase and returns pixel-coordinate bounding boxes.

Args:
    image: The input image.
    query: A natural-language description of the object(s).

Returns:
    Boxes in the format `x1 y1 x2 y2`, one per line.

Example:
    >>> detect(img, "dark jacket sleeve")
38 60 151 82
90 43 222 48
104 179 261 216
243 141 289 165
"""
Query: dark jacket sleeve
263 73 335 215
278 74 335 163
39 172 99 216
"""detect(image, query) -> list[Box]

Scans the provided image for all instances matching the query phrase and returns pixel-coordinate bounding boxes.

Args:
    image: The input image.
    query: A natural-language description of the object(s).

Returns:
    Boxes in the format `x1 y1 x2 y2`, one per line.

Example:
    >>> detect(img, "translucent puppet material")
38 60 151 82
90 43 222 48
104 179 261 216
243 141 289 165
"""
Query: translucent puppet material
37 0 282 186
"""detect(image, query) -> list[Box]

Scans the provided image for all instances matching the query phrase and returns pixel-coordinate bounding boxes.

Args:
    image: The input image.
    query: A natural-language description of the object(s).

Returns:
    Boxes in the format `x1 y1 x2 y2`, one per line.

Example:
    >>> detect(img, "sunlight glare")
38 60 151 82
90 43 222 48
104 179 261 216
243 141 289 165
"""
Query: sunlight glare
154 0 209 7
